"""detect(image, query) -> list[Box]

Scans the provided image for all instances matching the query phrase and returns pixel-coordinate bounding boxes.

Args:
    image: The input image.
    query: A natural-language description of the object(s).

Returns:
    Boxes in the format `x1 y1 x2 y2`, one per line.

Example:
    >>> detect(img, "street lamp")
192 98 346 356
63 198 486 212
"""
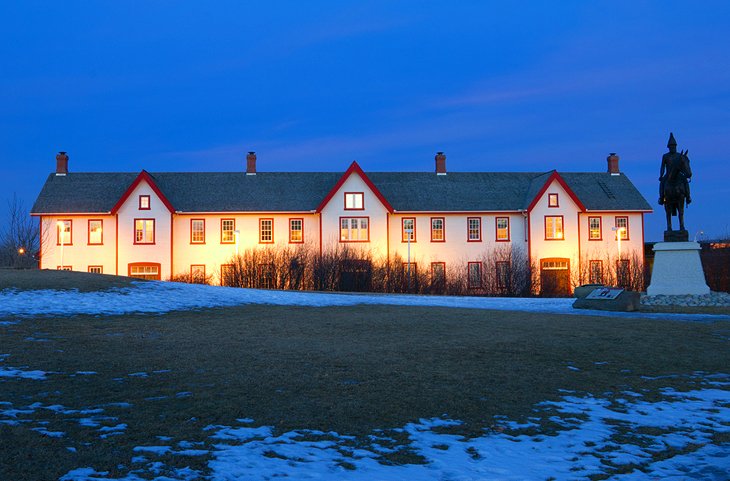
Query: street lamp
404 227 413 290
56 220 66 269
17 247 25 255
234 230 240 256
611 226 626 260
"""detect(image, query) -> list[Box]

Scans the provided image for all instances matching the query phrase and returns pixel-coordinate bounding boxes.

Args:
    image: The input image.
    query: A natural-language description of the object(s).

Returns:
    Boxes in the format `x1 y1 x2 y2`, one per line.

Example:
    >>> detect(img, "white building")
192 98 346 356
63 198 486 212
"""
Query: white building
32 151 651 295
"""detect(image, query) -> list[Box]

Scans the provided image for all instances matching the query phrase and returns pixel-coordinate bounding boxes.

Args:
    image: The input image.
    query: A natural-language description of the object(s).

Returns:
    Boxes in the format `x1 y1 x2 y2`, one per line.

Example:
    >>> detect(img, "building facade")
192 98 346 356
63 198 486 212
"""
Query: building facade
32 152 651 295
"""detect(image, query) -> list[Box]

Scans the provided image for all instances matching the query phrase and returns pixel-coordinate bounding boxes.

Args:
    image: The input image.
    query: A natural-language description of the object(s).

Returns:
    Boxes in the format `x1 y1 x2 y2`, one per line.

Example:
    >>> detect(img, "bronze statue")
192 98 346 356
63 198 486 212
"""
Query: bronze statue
659 132 692 238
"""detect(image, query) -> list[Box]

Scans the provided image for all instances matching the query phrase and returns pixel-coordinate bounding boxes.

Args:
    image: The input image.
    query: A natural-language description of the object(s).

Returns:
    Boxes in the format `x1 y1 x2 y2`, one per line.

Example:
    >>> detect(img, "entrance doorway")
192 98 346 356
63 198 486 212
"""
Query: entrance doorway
540 258 570 296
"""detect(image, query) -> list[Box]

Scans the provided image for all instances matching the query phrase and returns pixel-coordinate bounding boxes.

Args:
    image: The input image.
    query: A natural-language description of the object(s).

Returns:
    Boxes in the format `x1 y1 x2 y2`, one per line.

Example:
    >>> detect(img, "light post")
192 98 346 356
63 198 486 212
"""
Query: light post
694 230 704 242
611 226 626 260
234 230 240 256
404 227 413 291
56 221 66 269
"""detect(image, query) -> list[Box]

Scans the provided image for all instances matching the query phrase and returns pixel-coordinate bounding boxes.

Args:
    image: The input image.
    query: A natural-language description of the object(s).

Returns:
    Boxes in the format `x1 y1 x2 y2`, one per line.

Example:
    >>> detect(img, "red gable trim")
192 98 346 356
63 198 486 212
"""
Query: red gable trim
316 161 394 213
526 171 586 212
110 170 175 214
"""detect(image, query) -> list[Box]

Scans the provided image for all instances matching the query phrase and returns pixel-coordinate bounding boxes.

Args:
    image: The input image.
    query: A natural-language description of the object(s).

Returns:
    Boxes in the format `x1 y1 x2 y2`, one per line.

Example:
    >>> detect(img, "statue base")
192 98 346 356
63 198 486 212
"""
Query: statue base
664 229 688 242
646 241 710 296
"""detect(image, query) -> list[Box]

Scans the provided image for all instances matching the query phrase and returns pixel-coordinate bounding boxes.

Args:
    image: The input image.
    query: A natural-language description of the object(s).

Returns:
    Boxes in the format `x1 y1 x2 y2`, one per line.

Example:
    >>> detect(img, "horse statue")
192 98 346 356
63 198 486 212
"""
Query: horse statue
660 148 692 233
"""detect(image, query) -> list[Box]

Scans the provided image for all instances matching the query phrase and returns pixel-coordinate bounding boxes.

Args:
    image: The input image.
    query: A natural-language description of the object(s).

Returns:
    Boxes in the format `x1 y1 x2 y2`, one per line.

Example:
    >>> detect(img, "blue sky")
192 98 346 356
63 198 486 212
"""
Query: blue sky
1 1 728 241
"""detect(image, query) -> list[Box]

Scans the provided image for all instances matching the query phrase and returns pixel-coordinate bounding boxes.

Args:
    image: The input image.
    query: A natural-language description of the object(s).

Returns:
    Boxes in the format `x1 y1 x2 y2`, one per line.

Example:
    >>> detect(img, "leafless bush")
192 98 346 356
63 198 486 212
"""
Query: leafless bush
168 271 213 285
0 194 41 268
574 249 646 292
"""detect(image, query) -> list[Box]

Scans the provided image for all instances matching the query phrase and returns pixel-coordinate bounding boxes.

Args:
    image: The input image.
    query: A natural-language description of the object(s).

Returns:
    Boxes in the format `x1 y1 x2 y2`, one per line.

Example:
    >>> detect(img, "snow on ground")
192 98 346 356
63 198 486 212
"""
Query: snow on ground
54 385 730 481
1 281 728 321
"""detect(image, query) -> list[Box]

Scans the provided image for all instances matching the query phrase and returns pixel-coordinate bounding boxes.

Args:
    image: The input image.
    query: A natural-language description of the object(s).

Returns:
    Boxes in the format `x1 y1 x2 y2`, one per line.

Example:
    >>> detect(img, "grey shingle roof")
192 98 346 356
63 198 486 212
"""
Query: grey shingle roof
31 169 651 214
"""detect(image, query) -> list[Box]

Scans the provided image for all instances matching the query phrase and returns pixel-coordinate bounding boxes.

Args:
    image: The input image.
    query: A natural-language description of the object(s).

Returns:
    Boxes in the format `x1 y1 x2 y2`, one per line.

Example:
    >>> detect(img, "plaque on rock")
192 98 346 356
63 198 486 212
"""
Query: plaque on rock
586 287 624 300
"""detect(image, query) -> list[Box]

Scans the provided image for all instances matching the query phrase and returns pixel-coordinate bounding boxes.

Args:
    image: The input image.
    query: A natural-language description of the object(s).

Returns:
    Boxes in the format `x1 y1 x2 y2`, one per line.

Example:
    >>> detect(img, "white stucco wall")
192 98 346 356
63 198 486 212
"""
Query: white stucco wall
39 215 117 274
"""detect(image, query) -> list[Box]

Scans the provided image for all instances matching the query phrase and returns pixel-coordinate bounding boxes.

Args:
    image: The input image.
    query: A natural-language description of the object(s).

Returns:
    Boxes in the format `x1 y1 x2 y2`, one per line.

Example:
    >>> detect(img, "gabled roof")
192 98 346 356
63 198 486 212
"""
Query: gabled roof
31 168 652 215
316 161 394 213
525 171 586 212
110 170 175 214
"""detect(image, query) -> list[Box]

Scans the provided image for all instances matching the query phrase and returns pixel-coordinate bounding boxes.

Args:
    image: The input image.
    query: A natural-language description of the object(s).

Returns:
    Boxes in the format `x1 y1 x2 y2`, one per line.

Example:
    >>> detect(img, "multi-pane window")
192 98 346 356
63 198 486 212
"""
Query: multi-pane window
129 264 159 280
431 262 445 287
545 216 564 240
496 261 510 288
139 195 150 210
588 217 602 240
589 260 603 284
340 217 369 242
221 219 235 243
88 266 103 274
344 192 364 210
289 218 303 243
403 262 417 277
57 220 72 245
548 193 559 207
615 216 629 240
468 262 482 288
496 217 509 241
402 218 416 242
220 264 234 286
88 220 103 245
430 217 444 242
467 217 481 242
190 264 206 282
57 265 72 271
258 264 275 288
134 219 155 244
191 219 205 244
259 218 273 243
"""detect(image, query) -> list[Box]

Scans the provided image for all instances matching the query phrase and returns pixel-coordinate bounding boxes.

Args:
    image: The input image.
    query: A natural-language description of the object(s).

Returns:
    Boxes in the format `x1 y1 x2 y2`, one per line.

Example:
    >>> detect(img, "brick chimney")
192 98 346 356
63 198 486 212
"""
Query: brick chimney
56 151 69 176
246 151 256 175
607 153 620 175
435 151 446 175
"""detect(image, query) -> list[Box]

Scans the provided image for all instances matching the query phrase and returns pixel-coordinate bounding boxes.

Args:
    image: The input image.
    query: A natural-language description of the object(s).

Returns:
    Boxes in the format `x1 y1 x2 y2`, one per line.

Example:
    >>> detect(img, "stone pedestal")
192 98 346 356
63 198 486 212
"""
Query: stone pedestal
647 241 710 296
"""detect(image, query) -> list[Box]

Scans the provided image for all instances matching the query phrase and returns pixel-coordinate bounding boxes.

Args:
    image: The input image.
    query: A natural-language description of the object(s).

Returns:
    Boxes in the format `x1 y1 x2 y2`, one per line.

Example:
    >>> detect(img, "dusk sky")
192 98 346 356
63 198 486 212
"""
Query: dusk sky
2 1 728 241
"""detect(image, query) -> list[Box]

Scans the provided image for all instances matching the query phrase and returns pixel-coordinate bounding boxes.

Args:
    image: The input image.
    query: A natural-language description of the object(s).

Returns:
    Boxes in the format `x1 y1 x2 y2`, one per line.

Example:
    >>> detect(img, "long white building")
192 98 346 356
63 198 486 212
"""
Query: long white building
32 151 651 295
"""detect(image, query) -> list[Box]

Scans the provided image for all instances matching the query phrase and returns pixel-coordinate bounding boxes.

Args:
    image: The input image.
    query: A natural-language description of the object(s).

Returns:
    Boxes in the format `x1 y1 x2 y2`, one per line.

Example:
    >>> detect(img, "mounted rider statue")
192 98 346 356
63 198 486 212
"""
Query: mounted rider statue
658 132 693 241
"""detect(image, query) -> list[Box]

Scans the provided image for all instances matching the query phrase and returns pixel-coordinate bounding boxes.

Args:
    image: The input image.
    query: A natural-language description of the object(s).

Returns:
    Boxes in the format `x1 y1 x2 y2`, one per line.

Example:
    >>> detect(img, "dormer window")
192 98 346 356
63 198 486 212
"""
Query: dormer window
139 195 150 210
344 192 364 210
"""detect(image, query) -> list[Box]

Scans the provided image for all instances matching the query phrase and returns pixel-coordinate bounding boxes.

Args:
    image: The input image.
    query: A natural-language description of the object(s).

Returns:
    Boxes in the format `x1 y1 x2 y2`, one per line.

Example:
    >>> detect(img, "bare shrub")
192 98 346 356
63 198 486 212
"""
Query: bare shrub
0 194 41 268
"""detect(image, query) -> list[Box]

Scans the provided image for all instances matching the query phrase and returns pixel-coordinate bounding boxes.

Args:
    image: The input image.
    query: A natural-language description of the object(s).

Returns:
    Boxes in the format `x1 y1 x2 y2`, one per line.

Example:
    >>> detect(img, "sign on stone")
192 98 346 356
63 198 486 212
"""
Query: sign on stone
586 287 624 300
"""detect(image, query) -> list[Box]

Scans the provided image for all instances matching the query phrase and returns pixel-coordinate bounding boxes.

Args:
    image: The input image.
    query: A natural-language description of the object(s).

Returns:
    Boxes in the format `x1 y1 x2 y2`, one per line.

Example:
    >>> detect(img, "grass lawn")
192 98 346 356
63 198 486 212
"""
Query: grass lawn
0 271 728 480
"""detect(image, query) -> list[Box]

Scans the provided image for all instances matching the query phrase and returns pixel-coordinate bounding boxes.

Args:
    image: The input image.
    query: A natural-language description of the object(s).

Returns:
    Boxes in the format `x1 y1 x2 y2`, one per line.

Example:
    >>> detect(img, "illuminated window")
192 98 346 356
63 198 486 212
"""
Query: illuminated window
88 266 103 274
468 262 482 288
221 219 235 243
496 261 510 288
139 195 150 210
402 218 416 242
467 217 481 242
344 192 364 210
545 216 564 240
134 219 155 244
129 264 159 280
289 218 303 243
57 219 72 245
615 216 629 240
430 217 444 242
588 217 602 240
191 219 205 244
259 218 273 243
57 265 72 271
589 260 603 284
548 193 559 207
496 217 510 241
88 219 103 245
340 217 369 242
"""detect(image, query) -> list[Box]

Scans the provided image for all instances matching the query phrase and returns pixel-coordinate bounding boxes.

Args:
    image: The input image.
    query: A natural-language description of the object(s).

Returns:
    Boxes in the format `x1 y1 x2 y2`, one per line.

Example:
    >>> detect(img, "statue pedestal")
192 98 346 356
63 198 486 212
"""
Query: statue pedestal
647 242 710 296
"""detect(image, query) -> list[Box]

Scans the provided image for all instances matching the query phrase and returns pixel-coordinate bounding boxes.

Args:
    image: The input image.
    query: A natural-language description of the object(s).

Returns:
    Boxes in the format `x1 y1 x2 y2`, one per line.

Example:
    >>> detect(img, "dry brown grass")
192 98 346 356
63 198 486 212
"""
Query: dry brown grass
1 301 729 480
0 268 136 292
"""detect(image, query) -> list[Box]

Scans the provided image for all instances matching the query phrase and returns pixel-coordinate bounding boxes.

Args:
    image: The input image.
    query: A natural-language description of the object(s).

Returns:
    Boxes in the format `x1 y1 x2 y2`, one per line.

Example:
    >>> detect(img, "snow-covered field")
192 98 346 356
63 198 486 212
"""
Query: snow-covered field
1 280 728 321
2 283 729 480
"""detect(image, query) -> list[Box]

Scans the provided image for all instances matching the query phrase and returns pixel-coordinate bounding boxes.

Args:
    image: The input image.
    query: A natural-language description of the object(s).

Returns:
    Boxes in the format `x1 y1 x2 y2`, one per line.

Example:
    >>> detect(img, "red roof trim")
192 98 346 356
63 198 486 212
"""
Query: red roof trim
315 161 394 213
526 171 586 212
110 170 175 214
